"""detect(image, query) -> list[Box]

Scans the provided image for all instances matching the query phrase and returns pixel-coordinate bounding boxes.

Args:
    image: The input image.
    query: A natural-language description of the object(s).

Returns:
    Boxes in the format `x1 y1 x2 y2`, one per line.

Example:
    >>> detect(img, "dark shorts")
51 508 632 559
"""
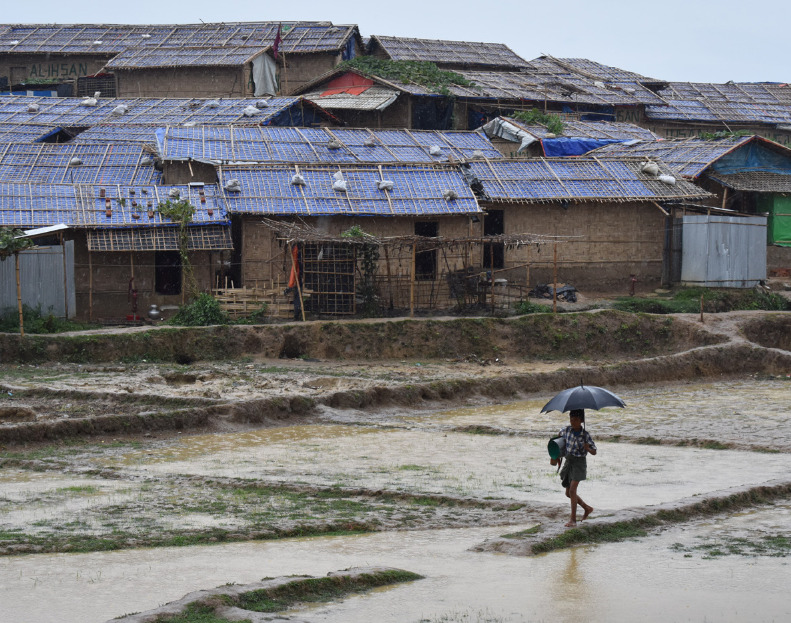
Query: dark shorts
561 455 587 486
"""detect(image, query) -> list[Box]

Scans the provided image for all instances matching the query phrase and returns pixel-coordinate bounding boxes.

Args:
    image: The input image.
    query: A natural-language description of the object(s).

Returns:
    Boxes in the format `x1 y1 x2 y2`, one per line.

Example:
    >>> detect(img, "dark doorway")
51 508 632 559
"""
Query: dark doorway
155 251 182 295
482 210 504 269
414 221 438 280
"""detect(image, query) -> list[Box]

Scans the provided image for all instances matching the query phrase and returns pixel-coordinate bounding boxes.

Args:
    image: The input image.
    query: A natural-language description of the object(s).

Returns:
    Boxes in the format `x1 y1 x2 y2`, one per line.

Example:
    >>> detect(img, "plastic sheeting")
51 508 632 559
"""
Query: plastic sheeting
541 137 626 157
710 140 791 176
252 53 278 97
481 118 536 153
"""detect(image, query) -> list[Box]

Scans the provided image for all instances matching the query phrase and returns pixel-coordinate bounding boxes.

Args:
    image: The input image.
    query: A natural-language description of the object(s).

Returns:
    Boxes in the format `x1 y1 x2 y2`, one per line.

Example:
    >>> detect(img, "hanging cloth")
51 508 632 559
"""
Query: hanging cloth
288 245 300 287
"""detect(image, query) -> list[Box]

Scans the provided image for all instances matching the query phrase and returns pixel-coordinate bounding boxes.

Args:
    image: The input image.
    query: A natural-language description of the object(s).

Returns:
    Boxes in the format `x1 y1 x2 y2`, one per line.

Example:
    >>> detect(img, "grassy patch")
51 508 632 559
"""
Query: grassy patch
671 535 791 558
528 484 791 554
236 570 422 613
501 524 543 538
613 287 791 314
153 603 238 623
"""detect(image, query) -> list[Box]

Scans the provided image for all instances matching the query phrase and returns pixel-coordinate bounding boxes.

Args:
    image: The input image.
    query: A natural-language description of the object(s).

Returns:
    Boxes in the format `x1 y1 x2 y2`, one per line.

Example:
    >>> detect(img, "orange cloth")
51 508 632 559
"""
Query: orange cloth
288 245 300 288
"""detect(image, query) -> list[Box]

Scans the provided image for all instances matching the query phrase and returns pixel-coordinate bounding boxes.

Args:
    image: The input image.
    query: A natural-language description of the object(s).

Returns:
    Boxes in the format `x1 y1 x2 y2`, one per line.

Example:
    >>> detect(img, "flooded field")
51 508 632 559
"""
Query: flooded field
1 377 791 622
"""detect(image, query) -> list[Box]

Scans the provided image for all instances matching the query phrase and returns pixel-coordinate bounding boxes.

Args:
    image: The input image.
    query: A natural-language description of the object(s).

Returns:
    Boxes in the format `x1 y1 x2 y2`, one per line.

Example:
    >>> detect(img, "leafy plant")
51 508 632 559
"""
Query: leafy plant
338 57 475 96
511 108 565 135
167 293 229 326
514 300 549 315
613 287 791 314
157 199 198 297
342 226 380 317
0 227 33 261
0 305 96 333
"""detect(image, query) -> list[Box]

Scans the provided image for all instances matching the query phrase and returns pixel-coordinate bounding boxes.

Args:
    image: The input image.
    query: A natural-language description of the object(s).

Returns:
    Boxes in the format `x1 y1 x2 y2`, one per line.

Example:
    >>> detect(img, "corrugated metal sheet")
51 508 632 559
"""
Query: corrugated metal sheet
680 215 767 287
0 241 75 318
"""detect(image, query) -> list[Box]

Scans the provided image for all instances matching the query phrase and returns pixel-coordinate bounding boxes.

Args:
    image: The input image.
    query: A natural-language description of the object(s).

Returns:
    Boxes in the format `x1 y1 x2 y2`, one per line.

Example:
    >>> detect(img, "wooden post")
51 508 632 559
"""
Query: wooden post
88 250 93 323
700 294 704 323
490 239 495 315
410 243 416 318
721 187 728 211
290 243 305 322
60 232 68 319
15 253 24 337
552 242 558 314
383 245 394 309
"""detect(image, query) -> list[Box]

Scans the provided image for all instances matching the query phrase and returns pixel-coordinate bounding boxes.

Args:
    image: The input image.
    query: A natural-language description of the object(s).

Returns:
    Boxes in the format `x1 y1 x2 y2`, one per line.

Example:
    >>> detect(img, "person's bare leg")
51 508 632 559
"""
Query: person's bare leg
580 495 593 520
566 481 580 527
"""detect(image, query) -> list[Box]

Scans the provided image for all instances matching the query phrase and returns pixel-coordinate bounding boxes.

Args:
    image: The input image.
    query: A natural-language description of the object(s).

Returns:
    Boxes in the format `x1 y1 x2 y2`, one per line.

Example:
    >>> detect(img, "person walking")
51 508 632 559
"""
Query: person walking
553 408 596 527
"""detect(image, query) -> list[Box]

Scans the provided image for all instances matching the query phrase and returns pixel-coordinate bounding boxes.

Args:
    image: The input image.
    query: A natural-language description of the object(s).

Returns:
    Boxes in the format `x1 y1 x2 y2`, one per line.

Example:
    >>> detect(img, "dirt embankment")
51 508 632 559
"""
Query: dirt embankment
1 310 790 446
0 309 722 364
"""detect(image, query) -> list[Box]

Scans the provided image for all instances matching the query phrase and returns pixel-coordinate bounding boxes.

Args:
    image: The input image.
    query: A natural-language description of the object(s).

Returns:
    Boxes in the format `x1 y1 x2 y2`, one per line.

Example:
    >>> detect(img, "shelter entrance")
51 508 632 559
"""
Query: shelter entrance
482 210 504 270
302 242 356 315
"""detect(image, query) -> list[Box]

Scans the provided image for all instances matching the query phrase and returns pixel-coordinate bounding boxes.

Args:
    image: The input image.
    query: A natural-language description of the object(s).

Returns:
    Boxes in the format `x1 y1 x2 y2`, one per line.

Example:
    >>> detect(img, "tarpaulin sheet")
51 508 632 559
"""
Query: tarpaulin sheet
762 195 791 247
711 141 791 176
541 137 626 157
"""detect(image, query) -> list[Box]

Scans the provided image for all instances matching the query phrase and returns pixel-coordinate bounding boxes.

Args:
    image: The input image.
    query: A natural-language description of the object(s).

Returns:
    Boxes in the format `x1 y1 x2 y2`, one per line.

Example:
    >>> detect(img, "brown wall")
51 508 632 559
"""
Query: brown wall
69 230 218 321
281 52 343 95
496 201 667 292
163 161 218 185
0 53 110 84
115 66 249 98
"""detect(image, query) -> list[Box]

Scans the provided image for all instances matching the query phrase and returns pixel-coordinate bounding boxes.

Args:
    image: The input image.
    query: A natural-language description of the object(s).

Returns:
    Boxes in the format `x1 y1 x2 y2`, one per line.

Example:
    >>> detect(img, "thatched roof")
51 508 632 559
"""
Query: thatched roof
707 171 791 193
105 46 264 69
218 163 481 216
587 136 758 178
0 22 357 55
0 95 336 129
368 35 529 69
467 157 712 203
647 82 791 125
158 126 502 164
496 116 660 141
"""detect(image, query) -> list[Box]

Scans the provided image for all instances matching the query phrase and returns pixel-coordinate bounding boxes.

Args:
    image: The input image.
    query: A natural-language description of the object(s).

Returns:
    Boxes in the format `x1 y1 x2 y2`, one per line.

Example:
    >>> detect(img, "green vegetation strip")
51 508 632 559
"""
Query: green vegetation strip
153 570 423 622
528 483 791 554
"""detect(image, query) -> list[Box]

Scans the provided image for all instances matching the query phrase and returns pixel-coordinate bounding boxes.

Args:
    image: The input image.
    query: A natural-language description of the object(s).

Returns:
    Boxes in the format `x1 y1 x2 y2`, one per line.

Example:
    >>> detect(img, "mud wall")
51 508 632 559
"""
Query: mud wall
114 66 249 98
0 53 109 85
498 201 666 290
281 52 342 95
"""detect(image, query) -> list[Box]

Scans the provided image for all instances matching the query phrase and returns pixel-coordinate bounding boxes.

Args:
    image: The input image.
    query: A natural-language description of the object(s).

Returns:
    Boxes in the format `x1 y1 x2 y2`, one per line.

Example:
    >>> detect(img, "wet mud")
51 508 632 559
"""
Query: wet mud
1 310 790 622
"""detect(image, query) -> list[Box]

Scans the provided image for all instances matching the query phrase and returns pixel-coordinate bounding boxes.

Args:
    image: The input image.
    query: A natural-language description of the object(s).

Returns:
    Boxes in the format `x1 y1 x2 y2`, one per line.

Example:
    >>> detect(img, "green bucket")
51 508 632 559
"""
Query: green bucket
548 436 565 460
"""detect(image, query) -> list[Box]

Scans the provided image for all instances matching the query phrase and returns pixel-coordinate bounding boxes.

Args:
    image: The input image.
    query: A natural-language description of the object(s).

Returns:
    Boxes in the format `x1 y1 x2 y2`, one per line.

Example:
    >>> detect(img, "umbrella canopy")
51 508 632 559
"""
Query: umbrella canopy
540 384 625 413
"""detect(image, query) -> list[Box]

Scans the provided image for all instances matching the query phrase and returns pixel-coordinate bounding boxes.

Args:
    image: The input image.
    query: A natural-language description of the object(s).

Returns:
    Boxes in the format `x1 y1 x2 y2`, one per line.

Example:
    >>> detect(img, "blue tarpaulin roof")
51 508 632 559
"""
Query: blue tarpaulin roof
541 137 628 157
218 163 481 216
468 158 711 203
157 125 501 164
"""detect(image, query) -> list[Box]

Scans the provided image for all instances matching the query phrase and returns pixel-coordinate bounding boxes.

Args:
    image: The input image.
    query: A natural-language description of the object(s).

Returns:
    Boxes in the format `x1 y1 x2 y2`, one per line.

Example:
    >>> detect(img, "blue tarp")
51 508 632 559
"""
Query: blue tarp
541 137 626 157
710 140 791 176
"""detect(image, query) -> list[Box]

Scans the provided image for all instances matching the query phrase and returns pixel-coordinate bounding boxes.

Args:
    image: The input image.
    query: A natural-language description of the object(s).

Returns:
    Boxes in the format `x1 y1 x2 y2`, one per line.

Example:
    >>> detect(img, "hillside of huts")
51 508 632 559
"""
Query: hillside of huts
0 21 790 323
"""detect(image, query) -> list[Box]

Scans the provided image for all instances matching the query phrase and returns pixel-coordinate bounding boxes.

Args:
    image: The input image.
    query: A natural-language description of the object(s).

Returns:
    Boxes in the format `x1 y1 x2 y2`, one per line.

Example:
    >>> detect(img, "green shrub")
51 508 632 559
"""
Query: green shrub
514 300 549 315
0 305 97 333
613 288 791 314
167 293 229 326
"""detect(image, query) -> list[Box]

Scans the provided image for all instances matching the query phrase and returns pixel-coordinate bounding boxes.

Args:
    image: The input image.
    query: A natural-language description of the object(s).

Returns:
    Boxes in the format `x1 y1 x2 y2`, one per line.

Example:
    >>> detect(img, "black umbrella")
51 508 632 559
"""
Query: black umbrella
540 384 626 413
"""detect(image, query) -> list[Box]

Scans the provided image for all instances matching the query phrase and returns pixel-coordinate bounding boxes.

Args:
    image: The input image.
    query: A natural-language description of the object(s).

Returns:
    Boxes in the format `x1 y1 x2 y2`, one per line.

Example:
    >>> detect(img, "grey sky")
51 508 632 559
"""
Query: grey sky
3 0 787 84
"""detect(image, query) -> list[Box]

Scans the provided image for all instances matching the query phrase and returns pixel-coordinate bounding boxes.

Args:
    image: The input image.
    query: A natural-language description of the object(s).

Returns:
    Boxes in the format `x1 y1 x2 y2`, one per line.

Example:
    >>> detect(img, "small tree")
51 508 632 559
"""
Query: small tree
0 227 35 336
342 226 380 317
156 199 198 298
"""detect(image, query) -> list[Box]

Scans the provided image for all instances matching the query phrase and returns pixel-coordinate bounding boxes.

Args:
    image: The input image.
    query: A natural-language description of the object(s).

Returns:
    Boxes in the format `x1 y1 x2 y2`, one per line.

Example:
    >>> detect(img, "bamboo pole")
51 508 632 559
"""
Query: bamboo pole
490 240 495 315
383 245 394 309
290 243 305 322
552 242 558 314
410 244 416 318
88 250 93 323
60 232 68 319
15 253 24 337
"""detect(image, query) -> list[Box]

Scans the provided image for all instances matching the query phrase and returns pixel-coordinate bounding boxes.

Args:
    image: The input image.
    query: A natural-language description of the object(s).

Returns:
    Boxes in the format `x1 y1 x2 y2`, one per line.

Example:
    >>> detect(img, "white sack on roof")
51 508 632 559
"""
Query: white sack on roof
255 99 270 109
242 105 260 117
252 53 277 97
81 96 98 107
224 179 241 192
641 161 660 176
443 189 459 201
327 139 343 150
333 171 345 181
658 174 676 185
377 180 394 191
429 145 443 156
111 105 128 116
168 189 180 198
68 157 82 166
291 173 306 186
206 100 220 109
363 137 377 147
333 179 348 192
481 118 536 153
27 104 39 113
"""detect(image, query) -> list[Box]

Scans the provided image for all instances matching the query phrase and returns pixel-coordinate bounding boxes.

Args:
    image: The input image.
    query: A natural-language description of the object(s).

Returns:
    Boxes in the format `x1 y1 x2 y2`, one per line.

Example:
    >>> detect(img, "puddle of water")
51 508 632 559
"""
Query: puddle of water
2 504 789 623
